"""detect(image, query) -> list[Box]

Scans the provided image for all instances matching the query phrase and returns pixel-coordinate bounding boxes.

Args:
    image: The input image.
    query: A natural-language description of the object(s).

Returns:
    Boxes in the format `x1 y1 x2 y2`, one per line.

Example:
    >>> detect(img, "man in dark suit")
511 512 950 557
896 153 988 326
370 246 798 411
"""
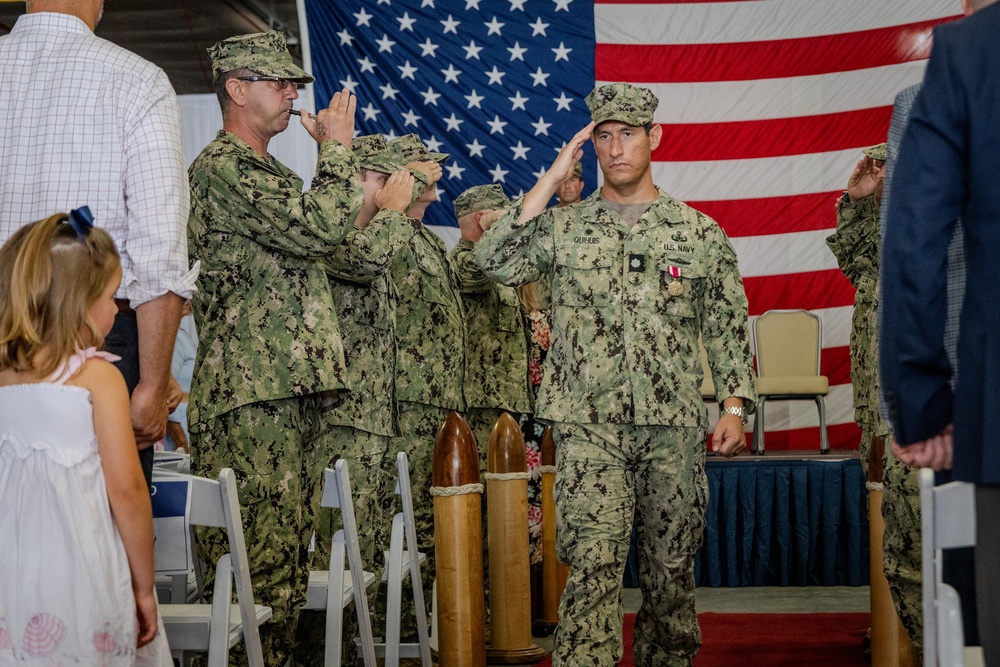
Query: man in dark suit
881 3 1000 662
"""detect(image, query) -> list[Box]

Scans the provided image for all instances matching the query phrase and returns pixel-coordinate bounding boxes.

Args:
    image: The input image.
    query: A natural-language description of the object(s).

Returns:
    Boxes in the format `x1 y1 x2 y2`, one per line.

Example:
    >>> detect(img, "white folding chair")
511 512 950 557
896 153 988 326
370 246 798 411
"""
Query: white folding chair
378 451 432 667
920 468 977 667
302 459 379 667
155 468 271 667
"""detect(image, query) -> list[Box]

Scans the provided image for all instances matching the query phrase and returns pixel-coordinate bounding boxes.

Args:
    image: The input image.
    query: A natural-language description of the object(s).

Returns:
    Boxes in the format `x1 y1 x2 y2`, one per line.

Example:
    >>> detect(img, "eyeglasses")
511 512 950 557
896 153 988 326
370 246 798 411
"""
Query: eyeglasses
236 76 297 90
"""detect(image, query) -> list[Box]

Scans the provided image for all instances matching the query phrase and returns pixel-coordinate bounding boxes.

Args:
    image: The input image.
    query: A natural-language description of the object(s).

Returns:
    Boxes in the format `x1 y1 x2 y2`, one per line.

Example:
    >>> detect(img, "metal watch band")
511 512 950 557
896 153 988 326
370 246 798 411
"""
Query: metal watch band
722 406 748 424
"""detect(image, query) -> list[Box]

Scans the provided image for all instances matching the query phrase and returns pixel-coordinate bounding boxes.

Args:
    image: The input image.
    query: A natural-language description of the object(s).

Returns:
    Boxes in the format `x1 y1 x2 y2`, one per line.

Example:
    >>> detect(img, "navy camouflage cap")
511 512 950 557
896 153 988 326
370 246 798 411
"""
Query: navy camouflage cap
453 184 510 219
585 83 658 127
208 30 314 83
352 134 406 174
388 133 449 165
572 161 583 178
863 143 887 162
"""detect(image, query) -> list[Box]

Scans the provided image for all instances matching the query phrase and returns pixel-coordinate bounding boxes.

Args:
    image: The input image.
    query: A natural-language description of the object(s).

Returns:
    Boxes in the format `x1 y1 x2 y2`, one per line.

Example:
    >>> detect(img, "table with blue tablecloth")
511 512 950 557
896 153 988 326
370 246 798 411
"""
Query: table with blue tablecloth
624 455 869 588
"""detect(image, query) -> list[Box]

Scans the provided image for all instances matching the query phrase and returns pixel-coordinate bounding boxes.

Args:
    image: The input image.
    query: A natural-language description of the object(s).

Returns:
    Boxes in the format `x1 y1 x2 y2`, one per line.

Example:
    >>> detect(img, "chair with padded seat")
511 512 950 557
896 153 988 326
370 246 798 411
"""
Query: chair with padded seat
751 309 830 455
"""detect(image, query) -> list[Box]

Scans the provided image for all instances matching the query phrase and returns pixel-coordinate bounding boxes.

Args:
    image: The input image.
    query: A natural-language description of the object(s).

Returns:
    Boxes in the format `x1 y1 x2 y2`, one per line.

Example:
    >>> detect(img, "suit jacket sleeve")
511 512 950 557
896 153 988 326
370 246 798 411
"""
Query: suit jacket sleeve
880 25 964 444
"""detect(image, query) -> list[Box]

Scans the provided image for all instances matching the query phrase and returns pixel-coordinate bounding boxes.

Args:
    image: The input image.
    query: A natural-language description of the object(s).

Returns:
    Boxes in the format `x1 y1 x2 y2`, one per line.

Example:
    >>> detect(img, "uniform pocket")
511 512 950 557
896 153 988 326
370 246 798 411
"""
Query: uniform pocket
655 256 705 318
496 288 523 331
415 255 451 306
554 243 613 307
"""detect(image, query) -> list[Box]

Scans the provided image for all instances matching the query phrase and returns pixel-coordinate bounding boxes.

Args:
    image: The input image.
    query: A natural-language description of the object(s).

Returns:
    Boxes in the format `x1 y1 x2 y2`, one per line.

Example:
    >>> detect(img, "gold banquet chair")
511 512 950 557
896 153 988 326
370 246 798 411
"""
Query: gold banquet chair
751 309 830 455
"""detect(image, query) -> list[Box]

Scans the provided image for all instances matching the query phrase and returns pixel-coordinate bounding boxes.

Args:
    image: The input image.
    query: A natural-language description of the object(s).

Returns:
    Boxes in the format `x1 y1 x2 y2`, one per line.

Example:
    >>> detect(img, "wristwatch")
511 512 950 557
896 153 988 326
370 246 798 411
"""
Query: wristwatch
722 405 748 425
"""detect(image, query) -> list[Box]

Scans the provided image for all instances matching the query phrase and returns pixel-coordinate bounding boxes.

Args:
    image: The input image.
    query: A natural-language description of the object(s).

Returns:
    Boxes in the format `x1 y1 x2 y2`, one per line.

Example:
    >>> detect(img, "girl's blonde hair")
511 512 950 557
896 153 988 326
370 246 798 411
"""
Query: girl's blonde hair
518 281 541 313
0 213 121 377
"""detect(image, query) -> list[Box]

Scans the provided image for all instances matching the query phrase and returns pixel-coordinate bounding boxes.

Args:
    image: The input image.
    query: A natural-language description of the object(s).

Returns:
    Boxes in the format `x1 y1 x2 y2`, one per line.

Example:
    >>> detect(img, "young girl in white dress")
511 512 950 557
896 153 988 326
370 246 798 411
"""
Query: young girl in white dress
0 212 171 665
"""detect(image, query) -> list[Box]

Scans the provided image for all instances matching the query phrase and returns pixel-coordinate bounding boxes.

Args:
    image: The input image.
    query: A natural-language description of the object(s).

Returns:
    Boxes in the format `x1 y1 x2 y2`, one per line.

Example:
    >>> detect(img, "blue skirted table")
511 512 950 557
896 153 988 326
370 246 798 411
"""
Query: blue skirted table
625 456 869 588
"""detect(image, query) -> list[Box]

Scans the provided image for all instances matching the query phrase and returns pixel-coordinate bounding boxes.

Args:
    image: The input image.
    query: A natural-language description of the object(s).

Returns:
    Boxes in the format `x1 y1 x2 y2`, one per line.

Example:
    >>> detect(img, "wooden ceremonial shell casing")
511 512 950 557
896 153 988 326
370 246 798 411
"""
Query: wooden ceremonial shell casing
868 436 917 667
433 412 487 667
485 414 546 663
538 426 567 630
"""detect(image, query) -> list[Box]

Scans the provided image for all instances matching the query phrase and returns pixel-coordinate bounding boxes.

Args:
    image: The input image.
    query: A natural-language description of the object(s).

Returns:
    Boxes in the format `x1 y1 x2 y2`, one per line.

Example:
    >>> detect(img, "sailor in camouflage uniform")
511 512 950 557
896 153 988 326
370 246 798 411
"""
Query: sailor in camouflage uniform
186 31 362 666
448 184 533 455
297 135 419 661
826 143 923 653
386 134 467 632
475 83 756 667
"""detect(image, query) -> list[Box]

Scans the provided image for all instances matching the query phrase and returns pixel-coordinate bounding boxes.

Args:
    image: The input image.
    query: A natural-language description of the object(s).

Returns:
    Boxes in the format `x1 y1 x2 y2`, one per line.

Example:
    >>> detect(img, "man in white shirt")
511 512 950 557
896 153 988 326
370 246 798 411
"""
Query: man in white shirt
0 0 197 486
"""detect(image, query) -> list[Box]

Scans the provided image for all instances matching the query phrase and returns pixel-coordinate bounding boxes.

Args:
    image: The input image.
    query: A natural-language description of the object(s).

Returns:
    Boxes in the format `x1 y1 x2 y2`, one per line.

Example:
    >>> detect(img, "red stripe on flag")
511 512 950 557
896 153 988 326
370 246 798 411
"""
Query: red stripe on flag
744 269 855 316
689 192 841 238
821 346 851 387
653 108 893 162
752 421 862 452
595 19 951 83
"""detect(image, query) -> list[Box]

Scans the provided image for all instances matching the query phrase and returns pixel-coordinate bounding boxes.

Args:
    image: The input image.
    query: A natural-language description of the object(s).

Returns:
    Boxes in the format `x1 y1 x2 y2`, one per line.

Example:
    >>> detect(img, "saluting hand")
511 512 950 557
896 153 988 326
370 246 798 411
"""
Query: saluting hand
846 156 884 203
407 160 443 187
544 121 595 186
375 170 416 213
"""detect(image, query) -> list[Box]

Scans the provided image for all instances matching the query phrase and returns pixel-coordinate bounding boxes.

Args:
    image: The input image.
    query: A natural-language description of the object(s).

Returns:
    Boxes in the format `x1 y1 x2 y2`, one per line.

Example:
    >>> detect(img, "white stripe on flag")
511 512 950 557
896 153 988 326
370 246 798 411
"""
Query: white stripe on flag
732 229 842 279
650 148 860 201
595 0 957 45
604 62 927 124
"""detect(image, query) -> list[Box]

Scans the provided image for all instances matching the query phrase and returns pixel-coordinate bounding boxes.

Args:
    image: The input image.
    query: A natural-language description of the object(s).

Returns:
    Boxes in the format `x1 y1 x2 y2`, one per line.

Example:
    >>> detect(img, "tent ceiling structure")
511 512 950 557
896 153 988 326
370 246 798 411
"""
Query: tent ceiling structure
0 0 303 95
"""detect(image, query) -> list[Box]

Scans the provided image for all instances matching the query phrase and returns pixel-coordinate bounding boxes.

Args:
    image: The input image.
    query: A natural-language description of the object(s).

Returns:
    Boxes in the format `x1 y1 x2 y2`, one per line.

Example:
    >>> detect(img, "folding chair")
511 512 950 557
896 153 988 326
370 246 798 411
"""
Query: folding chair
920 468 977 667
378 451 432 667
302 459 379 667
752 309 830 454
155 468 271 667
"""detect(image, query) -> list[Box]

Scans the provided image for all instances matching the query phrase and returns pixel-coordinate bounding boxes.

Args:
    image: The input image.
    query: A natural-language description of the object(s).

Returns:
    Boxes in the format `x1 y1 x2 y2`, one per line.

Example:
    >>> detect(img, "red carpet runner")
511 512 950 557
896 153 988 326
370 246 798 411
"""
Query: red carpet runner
533 612 871 666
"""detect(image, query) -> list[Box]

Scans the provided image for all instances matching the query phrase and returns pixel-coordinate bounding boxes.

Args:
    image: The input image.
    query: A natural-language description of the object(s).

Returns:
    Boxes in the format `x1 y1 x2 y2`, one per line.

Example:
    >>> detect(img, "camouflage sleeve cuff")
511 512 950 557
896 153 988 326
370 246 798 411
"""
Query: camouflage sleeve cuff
837 192 878 223
373 207 422 234
316 139 361 182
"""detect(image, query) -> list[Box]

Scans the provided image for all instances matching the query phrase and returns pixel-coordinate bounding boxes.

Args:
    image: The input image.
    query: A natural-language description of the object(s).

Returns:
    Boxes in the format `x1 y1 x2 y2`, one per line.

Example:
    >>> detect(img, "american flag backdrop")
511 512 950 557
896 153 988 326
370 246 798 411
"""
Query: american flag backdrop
302 0 960 451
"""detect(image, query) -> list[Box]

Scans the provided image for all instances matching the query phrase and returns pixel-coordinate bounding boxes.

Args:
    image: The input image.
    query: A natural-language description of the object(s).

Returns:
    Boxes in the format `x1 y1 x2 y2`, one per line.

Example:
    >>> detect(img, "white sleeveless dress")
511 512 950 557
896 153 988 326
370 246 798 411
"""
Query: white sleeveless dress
0 348 171 665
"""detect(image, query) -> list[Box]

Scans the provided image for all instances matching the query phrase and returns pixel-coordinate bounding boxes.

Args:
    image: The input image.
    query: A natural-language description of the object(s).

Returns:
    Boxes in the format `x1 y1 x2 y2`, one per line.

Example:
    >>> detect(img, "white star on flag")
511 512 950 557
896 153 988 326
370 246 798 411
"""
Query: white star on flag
508 91 529 111
484 16 505 36
466 138 486 158
401 109 421 127
488 115 508 135
440 14 460 34
489 164 509 183
421 87 442 105
485 66 506 86
441 64 462 83
419 38 440 57
532 117 552 136
464 89 485 109
530 67 551 87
